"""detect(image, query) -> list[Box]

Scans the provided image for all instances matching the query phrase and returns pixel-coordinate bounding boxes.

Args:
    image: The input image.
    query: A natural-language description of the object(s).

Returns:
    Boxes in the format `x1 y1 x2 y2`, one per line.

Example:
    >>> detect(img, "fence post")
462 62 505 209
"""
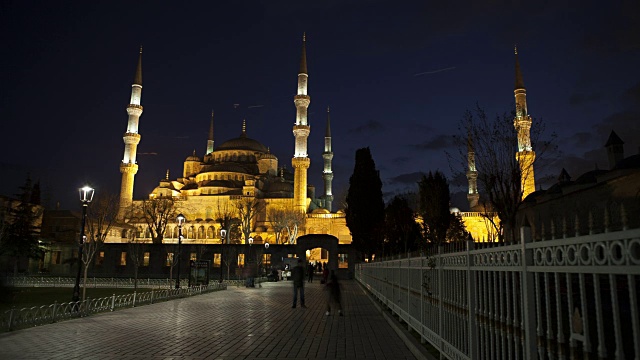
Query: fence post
438 245 443 357
51 301 57 323
467 240 478 358
150 289 154 304
110 294 115 312
520 224 537 359
8 307 15 331
133 292 137 307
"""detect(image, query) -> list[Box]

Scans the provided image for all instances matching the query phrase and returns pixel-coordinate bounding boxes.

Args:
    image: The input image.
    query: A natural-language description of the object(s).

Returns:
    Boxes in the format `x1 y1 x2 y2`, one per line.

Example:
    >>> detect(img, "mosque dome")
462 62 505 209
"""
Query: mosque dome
311 208 330 214
217 134 268 153
185 150 200 162
266 179 293 195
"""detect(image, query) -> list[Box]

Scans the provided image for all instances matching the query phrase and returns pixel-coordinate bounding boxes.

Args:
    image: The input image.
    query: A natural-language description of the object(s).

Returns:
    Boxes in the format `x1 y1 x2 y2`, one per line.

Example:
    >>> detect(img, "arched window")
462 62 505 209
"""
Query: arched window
187 227 194 239
198 226 205 239
207 226 214 239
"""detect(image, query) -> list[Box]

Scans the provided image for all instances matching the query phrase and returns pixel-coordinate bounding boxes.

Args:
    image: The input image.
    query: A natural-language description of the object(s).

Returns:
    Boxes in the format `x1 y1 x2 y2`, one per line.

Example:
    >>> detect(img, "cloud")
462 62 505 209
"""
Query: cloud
387 171 426 185
348 120 383 133
391 156 411 164
623 81 640 107
412 135 455 150
569 92 603 106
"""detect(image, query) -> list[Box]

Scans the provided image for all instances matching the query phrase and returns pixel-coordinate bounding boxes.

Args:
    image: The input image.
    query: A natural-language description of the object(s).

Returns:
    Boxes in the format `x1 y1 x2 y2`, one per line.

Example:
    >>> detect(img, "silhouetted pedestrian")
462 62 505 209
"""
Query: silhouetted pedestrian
307 262 314 283
325 271 342 316
292 259 306 308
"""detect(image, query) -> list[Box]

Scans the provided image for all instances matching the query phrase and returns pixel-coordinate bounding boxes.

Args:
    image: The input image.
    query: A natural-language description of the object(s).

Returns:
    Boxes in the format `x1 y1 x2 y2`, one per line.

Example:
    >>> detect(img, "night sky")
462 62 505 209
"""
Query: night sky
2 1 639 210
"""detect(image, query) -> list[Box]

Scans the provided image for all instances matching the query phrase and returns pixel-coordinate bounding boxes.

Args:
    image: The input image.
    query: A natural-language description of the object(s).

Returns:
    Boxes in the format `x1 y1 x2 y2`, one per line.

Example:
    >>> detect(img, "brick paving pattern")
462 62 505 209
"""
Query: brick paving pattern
0 280 418 359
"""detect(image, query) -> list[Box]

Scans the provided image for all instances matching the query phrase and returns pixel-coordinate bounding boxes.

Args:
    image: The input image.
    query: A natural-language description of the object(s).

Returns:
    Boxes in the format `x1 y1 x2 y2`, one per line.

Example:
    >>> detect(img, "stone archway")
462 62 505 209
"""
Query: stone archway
296 234 339 271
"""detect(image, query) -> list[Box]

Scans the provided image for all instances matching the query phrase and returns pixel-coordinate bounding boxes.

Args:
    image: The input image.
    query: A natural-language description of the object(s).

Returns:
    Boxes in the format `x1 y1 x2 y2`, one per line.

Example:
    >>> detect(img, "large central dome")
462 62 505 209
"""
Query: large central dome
216 134 268 153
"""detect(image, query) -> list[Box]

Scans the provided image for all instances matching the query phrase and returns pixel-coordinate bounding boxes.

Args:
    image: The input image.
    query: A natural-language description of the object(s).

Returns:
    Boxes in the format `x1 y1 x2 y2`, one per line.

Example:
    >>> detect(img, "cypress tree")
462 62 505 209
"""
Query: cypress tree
345 147 385 260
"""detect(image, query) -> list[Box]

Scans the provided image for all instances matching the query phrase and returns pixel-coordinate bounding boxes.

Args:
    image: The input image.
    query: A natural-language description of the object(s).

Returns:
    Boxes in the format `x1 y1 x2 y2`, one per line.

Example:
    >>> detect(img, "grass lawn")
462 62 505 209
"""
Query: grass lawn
0 287 141 313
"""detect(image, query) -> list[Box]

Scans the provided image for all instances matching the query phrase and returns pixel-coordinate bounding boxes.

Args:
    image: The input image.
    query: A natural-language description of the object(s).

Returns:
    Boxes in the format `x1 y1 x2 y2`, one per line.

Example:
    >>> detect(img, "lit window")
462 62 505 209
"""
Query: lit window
213 253 221 267
338 253 348 269
143 252 150 266
238 254 245 266
262 254 271 267
166 253 174 266
190 252 197 261
120 252 127 266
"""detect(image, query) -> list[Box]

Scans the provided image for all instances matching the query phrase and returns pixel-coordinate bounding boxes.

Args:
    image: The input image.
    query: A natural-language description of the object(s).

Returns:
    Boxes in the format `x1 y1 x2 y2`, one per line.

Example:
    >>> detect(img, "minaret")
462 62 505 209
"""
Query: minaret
466 131 479 210
513 46 536 199
206 110 214 155
322 106 334 212
292 34 311 213
118 47 143 220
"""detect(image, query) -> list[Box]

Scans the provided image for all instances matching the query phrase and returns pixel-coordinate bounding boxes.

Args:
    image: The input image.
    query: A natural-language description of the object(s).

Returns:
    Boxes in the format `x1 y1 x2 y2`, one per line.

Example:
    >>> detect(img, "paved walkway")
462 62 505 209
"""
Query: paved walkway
0 280 423 359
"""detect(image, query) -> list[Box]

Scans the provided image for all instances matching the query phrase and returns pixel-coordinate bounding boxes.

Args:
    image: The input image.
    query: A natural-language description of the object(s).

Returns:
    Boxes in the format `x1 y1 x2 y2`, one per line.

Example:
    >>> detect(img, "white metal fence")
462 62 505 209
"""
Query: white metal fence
356 226 640 360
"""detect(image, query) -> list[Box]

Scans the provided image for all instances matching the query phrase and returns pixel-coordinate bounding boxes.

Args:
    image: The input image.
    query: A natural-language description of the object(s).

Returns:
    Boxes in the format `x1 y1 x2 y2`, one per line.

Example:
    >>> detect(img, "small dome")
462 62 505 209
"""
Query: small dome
311 208 330 214
266 179 293 194
217 135 268 153
185 150 200 162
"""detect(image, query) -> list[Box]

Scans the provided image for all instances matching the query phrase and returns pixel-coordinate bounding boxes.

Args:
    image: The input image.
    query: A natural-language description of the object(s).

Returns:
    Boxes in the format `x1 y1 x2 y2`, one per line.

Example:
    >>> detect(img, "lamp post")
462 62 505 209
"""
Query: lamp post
175 213 185 289
248 237 254 279
219 229 226 281
72 186 94 303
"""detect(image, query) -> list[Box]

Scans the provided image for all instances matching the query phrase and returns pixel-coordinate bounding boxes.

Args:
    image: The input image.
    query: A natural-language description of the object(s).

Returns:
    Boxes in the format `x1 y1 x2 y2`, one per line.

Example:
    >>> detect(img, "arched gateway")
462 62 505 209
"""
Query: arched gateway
296 234 339 271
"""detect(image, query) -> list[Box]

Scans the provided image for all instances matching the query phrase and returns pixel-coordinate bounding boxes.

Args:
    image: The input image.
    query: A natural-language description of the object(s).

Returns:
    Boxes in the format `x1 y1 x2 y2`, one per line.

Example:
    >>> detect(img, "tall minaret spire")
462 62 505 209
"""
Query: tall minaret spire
292 33 311 213
206 110 214 155
513 46 536 199
322 106 334 212
466 131 479 210
118 47 144 219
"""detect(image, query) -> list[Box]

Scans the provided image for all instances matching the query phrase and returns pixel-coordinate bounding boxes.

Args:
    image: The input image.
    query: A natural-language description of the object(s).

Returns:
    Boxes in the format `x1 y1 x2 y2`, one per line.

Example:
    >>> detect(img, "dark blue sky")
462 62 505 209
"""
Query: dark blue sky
1 1 639 210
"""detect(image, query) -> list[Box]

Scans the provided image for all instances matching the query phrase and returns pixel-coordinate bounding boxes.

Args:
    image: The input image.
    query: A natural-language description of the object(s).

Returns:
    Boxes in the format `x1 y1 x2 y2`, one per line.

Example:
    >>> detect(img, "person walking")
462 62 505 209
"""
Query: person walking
325 271 342 316
292 259 306 308
307 262 314 283
321 266 329 284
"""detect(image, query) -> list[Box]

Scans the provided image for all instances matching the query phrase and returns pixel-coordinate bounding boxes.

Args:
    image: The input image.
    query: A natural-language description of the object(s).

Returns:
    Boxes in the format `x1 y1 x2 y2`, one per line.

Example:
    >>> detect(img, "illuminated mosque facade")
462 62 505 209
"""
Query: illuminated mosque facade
116 37 352 255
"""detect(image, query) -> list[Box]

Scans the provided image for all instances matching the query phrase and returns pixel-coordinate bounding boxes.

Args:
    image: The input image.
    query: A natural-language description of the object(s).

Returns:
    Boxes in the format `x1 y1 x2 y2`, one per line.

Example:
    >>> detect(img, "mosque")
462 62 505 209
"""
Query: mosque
115 36 352 263
460 47 536 242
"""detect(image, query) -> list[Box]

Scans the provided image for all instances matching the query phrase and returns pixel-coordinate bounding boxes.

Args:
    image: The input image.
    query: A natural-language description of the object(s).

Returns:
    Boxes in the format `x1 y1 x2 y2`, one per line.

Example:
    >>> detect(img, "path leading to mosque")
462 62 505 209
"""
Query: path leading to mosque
0 279 428 359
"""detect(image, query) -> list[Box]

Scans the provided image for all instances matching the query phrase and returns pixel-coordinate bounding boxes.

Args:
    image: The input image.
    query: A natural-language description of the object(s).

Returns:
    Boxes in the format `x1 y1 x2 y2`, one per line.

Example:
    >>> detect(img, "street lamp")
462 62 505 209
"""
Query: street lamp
219 229 227 281
72 185 94 303
248 237 254 286
175 213 186 289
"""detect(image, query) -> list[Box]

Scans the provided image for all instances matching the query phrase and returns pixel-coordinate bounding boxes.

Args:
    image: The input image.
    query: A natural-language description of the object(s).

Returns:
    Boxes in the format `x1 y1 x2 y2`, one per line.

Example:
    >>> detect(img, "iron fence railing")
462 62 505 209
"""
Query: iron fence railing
1 281 226 332
356 225 640 360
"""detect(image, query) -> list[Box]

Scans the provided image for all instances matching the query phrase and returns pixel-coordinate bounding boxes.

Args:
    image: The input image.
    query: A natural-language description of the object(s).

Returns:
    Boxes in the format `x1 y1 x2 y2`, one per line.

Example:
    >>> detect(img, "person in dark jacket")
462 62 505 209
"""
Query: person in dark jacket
291 259 306 308
325 271 342 316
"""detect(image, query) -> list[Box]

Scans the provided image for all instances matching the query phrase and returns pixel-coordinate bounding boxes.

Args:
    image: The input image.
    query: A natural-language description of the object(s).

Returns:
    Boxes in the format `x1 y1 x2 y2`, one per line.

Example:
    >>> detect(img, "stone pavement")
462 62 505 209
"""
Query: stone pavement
0 280 426 359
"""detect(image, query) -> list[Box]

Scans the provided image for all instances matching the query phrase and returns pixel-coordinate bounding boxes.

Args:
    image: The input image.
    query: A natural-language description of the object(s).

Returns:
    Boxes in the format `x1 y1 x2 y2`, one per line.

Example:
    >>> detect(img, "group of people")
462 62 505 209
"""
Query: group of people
291 259 342 316
306 261 328 283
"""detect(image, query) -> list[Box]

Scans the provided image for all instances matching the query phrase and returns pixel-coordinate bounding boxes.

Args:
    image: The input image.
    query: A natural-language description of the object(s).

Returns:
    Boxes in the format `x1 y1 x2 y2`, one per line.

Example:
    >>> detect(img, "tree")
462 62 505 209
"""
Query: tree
267 207 305 244
127 234 148 291
214 200 237 245
82 192 119 300
163 244 178 283
418 171 451 245
345 147 385 260
452 106 555 242
234 197 265 244
284 210 305 245
138 197 179 244
267 208 287 244
383 195 422 256
446 212 471 243
1 178 43 275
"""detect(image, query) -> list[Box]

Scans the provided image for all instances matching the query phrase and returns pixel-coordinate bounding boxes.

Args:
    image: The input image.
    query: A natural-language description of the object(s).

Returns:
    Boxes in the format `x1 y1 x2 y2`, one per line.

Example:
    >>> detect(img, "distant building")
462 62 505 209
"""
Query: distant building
517 131 640 238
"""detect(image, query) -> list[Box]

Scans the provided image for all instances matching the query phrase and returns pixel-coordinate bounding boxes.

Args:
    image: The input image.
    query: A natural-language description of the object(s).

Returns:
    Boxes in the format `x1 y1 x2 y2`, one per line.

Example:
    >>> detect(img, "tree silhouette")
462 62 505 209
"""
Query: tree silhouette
418 171 451 245
383 195 422 256
345 147 385 260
